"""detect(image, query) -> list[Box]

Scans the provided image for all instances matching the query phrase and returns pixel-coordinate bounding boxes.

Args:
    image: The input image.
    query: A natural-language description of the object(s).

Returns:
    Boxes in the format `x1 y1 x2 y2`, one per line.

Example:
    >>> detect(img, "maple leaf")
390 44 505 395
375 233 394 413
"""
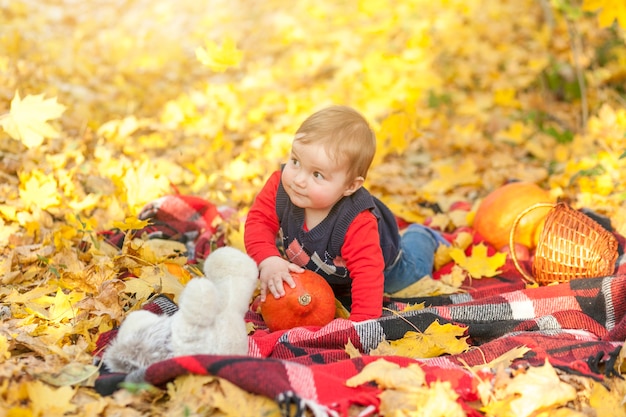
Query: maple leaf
378 111 411 156
434 231 473 269
482 360 577 417
111 217 151 232
165 375 278 416
384 320 469 358
449 243 506 279
0 91 66 148
120 160 172 216
134 238 188 264
26 379 77 416
133 264 185 302
19 170 61 211
379 380 466 417
195 37 243 72
346 358 426 389
344 339 362 358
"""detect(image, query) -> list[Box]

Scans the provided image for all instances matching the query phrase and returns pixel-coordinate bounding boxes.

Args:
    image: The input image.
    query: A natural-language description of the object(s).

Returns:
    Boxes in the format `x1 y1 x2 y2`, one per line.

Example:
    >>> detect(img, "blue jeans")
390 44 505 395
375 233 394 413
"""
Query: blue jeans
383 224 449 293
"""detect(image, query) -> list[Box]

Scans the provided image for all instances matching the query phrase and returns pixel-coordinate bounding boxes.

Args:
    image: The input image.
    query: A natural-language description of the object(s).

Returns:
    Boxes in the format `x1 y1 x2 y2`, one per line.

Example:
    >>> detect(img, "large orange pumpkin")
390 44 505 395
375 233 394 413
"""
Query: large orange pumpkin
260 270 336 332
473 182 553 250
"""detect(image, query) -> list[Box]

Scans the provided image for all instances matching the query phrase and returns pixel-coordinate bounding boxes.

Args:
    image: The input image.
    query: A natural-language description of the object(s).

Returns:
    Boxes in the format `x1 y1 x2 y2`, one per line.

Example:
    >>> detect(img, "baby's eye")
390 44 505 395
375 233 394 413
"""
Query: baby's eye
313 171 325 180
290 158 300 167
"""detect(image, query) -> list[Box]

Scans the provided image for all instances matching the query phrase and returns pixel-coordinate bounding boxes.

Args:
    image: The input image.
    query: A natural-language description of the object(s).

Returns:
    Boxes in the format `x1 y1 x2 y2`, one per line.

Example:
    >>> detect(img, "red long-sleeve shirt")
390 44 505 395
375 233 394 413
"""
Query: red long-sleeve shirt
244 170 385 321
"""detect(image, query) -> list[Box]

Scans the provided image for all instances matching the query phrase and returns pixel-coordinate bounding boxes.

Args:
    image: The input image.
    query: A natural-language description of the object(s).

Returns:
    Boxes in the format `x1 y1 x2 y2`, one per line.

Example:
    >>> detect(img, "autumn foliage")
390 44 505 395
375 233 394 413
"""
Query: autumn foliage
1 0 626 415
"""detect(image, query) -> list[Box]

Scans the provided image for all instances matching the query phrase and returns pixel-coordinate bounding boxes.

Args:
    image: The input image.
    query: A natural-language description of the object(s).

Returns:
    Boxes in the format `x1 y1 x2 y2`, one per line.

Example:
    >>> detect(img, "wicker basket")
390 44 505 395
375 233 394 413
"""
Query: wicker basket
510 202 619 285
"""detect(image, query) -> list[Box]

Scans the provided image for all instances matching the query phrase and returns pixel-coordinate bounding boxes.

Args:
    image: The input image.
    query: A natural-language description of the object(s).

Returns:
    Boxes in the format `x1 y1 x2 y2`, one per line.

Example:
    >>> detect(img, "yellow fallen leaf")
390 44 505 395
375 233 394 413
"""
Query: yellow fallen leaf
381 320 469 359
111 217 151 232
195 37 243 72
35 363 100 387
134 264 185 302
439 264 468 289
449 243 506 279
226 221 246 253
471 345 531 372
346 358 426 389
19 170 61 211
434 231 473 270
379 380 466 417
26 379 77 416
0 91 66 148
137 238 188 265
588 379 626 417
483 360 577 417
166 375 279 417
402 302 426 312
344 339 362 358
122 278 153 304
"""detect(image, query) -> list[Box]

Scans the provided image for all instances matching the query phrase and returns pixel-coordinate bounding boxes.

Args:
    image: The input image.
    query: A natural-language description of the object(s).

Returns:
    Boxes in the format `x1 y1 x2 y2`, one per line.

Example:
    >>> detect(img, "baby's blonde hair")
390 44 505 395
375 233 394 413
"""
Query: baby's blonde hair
294 105 376 181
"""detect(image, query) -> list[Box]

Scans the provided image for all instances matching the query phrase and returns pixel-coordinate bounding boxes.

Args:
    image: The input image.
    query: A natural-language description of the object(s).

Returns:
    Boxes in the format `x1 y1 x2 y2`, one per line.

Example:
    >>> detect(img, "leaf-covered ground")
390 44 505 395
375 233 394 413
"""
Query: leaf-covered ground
1 0 626 415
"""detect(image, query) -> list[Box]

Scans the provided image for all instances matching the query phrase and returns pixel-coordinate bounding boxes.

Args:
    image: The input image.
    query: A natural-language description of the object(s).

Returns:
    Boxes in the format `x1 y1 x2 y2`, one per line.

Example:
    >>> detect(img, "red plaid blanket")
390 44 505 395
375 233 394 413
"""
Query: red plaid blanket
95 194 626 416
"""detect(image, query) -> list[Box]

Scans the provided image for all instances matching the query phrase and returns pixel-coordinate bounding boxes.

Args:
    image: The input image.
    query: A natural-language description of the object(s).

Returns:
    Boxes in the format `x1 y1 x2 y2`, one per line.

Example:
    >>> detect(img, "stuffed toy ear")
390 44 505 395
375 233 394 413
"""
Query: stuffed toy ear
203 246 259 283
202 246 259 314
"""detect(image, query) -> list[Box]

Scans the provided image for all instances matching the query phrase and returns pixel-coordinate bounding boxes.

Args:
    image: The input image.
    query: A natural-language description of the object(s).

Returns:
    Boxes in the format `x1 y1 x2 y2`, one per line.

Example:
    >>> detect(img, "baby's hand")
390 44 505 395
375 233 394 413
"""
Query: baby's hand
258 256 303 301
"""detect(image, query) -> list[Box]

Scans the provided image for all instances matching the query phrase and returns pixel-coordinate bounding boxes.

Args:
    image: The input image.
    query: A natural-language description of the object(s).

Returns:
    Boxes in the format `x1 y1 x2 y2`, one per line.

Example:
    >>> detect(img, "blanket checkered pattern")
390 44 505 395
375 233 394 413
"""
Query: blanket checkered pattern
94 194 626 416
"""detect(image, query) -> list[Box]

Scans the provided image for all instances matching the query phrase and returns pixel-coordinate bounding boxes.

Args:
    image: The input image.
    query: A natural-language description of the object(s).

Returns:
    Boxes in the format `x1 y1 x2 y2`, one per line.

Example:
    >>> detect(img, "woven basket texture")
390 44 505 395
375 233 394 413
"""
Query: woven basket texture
512 203 618 285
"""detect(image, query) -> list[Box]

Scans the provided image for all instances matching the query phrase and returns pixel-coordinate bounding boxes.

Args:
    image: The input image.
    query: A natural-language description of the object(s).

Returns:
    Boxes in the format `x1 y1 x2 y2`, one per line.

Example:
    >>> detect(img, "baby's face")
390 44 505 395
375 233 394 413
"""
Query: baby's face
282 141 355 213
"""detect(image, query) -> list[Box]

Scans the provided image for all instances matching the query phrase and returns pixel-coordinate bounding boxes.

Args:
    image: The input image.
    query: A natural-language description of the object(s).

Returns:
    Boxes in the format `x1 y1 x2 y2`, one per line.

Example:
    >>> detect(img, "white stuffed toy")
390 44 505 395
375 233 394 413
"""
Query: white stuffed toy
102 246 259 381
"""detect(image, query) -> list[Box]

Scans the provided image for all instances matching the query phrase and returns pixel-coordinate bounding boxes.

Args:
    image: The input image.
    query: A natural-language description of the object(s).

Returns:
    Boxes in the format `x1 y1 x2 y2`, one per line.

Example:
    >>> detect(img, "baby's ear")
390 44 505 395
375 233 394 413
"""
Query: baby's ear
344 176 364 196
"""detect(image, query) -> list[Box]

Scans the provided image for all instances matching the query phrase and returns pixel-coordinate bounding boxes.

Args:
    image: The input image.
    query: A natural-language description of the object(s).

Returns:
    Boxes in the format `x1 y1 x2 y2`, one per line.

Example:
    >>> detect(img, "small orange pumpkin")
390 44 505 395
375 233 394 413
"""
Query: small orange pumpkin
260 270 336 332
473 182 553 250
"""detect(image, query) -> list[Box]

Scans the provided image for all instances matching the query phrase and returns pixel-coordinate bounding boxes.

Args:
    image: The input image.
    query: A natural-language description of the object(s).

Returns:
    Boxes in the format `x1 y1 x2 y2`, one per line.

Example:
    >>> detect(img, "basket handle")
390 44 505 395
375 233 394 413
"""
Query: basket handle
509 203 555 285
